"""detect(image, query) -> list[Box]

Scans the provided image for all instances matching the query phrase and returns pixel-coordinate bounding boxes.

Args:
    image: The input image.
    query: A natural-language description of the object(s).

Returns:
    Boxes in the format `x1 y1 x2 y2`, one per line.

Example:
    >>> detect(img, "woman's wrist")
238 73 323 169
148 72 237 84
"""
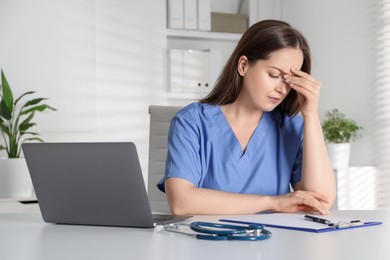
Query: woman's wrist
259 195 276 212
301 111 320 122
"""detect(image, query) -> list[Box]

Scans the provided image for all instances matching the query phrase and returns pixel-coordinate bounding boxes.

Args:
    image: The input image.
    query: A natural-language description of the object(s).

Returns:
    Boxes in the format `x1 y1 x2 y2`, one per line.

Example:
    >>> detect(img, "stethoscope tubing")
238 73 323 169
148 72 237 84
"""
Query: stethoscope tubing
190 221 260 235
195 232 271 241
189 221 272 241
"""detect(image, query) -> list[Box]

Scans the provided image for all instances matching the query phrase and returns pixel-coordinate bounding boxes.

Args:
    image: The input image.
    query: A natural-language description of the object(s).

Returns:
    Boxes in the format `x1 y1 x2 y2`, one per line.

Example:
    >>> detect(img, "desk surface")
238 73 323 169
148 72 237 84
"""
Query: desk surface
0 209 388 260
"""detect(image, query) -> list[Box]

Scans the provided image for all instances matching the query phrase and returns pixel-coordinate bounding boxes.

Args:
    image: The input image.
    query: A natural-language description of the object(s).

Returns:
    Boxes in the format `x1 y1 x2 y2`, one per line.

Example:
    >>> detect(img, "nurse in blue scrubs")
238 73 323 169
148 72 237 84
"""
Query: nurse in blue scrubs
158 20 336 215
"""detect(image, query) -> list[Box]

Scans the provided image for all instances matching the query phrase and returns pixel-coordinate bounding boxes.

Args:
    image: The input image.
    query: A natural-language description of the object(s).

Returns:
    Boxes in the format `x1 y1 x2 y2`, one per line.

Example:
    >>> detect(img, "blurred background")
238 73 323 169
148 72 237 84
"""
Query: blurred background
0 0 388 209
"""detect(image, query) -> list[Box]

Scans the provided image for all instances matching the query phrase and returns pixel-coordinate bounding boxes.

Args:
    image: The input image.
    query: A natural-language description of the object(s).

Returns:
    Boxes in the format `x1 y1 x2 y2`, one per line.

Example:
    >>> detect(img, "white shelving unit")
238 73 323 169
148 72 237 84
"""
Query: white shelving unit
165 0 282 99
166 91 208 100
166 30 242 100
167 29 242 41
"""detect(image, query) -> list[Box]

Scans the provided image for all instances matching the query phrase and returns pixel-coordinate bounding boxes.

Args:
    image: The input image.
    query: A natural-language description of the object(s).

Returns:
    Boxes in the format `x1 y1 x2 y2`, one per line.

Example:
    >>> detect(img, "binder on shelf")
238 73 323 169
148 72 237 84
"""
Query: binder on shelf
220 213 383 233
198 0 211 31
182 49 211 92
168 49 184 92
168 49 220 94
167 0 184 29
184 0 197 30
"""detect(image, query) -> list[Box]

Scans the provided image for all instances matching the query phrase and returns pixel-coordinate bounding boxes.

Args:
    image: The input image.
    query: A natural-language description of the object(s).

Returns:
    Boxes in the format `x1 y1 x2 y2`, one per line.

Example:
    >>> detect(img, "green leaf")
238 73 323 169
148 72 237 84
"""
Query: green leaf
23 98 46 107
23 137 44 143
322 108 362 143
0 69 56 158
0 117 10 135
20 131 39 136
19 122 36 132
0 100 12 120
21 104 57 115
18 112 35 132
1 70 14 113
9 134 18 158
14 91 35 105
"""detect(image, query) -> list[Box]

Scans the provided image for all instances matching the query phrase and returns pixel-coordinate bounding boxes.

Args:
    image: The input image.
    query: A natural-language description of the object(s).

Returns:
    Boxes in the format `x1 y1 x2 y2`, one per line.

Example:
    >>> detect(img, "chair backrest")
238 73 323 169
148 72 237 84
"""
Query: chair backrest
148 105 182 213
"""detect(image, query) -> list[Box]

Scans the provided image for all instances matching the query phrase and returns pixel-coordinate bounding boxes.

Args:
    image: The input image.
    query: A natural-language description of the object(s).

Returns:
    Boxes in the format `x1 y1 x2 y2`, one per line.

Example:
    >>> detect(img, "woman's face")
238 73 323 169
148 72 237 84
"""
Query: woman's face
238 47 304 111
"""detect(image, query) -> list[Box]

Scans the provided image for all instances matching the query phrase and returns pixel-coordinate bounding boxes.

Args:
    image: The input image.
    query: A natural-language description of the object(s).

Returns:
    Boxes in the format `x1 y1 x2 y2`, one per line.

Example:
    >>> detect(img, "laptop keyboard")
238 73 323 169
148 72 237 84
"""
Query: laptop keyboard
152 214 174 223
152 214 193 226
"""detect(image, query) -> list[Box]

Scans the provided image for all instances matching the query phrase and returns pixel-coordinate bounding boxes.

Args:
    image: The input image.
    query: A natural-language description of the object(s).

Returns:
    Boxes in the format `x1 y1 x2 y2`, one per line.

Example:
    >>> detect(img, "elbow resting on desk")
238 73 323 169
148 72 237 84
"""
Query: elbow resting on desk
294 181 337 211
165 178 200 215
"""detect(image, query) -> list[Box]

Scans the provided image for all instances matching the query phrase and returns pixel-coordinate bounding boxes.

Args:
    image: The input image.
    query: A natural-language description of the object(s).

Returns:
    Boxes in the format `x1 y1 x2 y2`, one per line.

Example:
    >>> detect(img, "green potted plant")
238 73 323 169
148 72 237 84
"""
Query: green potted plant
322 108 362 169
0 69 56 198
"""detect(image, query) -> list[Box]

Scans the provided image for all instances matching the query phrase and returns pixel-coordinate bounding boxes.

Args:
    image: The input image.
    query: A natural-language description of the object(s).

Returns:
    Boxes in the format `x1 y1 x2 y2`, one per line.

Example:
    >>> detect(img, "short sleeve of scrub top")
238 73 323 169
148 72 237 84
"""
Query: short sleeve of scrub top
157 102 304 196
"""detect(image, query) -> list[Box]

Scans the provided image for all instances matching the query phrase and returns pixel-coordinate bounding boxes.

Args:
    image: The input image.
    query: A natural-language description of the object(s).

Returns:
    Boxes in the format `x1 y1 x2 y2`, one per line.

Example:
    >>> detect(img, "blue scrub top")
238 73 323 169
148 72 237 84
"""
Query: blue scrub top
157 102 304 196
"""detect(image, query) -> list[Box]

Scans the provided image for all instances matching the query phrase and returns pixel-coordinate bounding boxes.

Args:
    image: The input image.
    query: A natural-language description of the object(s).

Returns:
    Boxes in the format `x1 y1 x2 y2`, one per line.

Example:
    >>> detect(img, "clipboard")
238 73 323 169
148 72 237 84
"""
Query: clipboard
220 213 383 233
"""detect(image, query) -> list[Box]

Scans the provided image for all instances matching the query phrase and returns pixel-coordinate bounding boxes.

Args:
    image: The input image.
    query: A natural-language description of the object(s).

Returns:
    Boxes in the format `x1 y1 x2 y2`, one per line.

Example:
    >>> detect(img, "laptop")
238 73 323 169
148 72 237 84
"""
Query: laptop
22 142 191 228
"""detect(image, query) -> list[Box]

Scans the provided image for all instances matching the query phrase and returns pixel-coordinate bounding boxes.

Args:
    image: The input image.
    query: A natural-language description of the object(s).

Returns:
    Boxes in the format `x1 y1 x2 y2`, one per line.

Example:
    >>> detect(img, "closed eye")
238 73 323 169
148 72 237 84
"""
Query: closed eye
269 73 280 79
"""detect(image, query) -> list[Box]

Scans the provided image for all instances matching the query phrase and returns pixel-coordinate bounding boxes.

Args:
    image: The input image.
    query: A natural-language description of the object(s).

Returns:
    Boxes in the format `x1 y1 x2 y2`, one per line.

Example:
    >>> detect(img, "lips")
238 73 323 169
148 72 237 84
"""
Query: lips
268 96 281 104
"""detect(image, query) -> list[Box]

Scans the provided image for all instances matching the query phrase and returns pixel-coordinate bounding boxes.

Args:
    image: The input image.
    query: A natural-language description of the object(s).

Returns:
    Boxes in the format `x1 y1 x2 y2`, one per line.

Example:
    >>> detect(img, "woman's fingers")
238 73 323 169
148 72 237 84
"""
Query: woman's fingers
284 72 320 95
295 192 329 215
275 190 330 215
290 67 312 78
282 67 321 116
290 67 319 85
299 190 330 203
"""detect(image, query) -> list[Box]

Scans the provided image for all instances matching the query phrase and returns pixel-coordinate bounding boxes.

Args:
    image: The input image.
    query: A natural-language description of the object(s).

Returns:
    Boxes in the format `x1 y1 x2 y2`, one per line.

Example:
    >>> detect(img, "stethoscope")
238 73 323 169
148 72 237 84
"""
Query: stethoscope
161 221 272 241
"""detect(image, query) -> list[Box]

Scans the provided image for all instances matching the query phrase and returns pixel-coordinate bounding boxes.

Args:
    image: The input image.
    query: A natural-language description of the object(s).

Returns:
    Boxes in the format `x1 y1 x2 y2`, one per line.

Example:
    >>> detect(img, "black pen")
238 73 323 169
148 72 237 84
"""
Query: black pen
304 215 331 225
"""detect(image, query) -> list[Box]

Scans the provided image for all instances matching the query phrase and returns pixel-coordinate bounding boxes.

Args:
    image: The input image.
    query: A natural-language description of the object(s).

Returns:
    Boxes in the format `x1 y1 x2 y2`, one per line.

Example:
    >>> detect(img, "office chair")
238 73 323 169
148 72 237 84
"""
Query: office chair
148 105 182 213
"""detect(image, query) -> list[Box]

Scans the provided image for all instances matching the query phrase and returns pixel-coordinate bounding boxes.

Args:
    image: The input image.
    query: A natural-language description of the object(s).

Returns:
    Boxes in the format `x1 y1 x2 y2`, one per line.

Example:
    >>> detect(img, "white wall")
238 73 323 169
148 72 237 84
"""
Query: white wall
280 0 374 166
0 0 192 180
0 0 376 177
0 0 98 134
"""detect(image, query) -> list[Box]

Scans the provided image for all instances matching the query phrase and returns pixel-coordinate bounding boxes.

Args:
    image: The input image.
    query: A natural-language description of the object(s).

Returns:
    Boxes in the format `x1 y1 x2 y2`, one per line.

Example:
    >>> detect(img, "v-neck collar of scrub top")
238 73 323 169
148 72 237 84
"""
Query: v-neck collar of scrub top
212 106 272 175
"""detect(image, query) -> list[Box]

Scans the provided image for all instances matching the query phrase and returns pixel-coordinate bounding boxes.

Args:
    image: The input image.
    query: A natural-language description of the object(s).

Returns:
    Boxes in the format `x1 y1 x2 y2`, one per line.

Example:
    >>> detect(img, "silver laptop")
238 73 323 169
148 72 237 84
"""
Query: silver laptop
22 142 191 228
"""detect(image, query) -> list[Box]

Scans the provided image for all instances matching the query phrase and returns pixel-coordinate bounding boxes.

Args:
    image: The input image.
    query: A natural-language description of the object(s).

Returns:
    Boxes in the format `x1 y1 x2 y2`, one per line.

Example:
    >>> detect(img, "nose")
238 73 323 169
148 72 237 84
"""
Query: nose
275 80 290 95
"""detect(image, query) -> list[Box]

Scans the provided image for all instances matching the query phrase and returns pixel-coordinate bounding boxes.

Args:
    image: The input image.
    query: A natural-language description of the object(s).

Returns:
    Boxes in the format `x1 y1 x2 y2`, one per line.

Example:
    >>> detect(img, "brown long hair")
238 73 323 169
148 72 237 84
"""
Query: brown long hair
200 19 311 116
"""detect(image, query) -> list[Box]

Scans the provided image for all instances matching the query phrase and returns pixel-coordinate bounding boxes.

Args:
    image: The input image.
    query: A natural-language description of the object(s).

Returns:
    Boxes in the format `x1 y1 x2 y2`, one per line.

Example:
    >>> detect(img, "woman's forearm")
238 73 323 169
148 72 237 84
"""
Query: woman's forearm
165 178 330 215
165 178 272 215
298 113 337 207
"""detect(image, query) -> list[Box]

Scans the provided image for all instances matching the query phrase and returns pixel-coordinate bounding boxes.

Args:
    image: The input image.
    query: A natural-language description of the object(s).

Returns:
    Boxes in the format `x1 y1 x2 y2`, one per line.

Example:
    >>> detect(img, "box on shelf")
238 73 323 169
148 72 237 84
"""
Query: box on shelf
211 12 248 34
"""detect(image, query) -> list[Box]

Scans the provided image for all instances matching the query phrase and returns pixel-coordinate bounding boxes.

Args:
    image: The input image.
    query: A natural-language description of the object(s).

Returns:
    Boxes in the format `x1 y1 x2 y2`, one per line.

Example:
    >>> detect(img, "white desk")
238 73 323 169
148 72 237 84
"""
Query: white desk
0 209 388 260
0 198 39 214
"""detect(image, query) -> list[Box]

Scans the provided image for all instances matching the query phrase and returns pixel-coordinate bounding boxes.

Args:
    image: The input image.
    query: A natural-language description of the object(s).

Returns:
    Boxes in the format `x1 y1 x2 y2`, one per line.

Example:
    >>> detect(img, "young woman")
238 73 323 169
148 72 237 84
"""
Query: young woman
158 19 336 215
